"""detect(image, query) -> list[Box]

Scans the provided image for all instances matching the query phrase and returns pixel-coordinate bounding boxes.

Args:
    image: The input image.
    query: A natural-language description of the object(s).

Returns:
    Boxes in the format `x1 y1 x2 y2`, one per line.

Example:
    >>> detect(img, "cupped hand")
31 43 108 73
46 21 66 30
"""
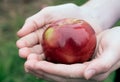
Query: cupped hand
17 3 102 58
17 3 83 37
16 3 120 82
24 26 120 82
24 53 96 82
17 3 81 58
83 26 120 81
16 3 99 82
17 3 102 38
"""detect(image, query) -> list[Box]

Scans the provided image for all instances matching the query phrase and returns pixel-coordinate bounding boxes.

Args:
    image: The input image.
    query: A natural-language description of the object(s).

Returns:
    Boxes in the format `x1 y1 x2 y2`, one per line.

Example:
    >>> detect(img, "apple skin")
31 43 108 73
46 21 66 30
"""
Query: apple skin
42 18 96 64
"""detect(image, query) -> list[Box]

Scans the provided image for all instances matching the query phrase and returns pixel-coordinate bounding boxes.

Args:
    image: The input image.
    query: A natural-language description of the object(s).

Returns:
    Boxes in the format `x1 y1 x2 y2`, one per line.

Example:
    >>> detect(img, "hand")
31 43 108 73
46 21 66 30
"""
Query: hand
83 26 120 81
16 2 120 58
16 3 103 82
24 26 120 82
17 3 102 59
17 3 94 37
25 54 96 82
16 2 120 82
17 3 82 58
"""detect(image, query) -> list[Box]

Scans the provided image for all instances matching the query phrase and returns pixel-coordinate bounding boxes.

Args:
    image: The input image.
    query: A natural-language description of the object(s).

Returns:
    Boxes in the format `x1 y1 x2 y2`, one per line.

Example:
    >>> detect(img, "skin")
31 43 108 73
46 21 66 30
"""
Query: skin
16 0 120 82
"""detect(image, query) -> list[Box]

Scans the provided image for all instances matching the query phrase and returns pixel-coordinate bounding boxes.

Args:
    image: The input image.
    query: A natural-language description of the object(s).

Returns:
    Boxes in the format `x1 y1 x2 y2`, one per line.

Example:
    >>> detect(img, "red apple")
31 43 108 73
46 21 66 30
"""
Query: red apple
42 18 96 64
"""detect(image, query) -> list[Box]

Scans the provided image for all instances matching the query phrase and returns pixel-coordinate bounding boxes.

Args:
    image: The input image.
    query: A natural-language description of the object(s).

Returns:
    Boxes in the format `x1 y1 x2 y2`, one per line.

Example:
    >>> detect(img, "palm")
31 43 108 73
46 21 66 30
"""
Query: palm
83 27 120 81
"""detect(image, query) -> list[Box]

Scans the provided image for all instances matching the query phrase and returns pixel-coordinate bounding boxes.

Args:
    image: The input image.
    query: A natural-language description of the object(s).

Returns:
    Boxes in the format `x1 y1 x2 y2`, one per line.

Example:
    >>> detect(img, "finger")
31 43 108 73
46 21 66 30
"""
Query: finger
25 60 67 82
36 72 96 82
24 60 38 72
28 67 96 82
17 11 47 37
19 47 30 58
17 28 44 48
27 53 45 61
33 61 87 78
27 68 69 82
30 45 43 54
25 58 96 82
27 63 96 82
39 72 96 82
91 61 119 81
19 45 43 58
84 48 120 80
25 56 44 73
91 70 110 81
27 69 44 79
16 32 38 48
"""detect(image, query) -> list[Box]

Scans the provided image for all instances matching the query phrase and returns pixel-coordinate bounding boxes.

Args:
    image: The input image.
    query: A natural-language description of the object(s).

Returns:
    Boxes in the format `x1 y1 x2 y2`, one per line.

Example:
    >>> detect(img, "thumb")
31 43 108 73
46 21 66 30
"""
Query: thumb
17 9 51 37
84 48 119 80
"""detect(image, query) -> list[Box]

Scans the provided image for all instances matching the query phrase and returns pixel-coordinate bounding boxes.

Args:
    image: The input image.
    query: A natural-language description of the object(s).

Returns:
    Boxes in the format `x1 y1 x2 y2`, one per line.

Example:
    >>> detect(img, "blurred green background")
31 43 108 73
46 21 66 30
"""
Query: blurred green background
0 0 119 82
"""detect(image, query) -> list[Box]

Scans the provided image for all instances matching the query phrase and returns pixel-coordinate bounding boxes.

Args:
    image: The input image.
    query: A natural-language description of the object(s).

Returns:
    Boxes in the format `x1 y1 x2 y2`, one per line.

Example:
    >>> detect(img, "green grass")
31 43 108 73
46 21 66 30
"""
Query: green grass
0 0 119 82
0 15 47 82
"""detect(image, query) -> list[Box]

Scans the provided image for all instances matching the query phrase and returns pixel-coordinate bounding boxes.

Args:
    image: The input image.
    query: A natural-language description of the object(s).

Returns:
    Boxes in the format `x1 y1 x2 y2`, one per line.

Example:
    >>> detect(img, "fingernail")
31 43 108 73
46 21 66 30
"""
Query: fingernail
17 29 23 36
25 68 29 73
17 40 26 48
85 69 96 80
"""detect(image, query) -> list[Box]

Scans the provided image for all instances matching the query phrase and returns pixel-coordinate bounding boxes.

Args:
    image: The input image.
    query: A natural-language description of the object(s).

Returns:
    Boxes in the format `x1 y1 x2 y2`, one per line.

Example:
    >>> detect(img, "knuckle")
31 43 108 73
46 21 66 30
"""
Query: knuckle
64 3 78 9
40 6 54 17
100 64 111 72
41 6 53 13
25 17 32 23
65 3 76 6
24 61 29 68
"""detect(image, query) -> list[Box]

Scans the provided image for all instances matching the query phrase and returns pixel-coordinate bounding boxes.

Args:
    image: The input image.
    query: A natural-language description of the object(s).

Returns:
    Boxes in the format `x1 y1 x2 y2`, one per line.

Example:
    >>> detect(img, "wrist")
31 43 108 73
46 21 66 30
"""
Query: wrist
79 0 120 33
85 0 120 14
